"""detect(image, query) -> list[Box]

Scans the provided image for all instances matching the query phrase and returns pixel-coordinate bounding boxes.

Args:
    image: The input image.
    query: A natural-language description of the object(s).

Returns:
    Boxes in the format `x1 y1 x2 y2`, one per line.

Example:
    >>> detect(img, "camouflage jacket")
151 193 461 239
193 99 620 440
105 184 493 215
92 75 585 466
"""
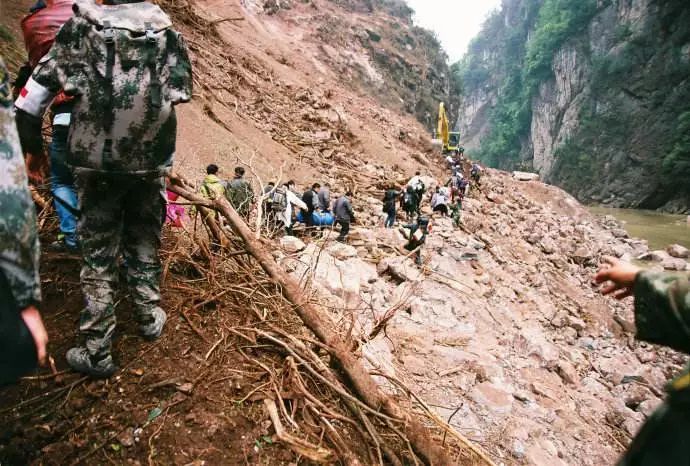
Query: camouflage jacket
634 271 690 397
225 177 254 213
0 58 41 310
26 0 192 174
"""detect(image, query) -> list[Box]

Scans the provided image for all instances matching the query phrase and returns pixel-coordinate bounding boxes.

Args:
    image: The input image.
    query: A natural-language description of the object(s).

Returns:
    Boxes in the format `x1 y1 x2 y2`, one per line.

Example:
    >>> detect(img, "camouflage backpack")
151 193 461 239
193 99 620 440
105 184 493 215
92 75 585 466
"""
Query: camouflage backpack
271 187 288 212
19 0 192 174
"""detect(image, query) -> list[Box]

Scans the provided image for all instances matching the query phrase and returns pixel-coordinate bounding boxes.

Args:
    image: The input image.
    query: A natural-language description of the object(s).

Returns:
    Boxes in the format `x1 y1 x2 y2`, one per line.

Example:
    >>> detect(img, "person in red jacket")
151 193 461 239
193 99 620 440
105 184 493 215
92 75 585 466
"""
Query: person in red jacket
19 0 79 252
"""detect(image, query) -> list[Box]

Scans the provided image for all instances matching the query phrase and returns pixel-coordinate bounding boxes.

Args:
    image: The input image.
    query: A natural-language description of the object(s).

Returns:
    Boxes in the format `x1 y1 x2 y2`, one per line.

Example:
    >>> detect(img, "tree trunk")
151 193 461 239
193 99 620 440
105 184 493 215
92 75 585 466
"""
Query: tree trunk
168 183 455 465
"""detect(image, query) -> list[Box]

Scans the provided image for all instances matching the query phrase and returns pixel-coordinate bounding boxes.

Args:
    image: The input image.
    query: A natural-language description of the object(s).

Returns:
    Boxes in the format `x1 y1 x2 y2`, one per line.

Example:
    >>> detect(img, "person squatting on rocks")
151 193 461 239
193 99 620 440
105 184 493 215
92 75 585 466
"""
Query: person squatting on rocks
333 190 355 243
594 256 690 465
301 182 320 229
450 197 463 227
382 186 400 228
431 186 450 217
0 57 49 385
318 182 331 213
273 180 307 236
15 0 193 377
402 215 430 266
471 162 483 187
19 0 79 252
225 166 254 220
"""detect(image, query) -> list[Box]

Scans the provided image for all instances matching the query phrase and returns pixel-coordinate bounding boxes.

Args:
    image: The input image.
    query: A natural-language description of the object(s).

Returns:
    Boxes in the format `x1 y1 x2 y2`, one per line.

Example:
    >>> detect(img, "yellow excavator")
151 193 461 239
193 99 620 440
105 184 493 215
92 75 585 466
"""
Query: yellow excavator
436 102 461 154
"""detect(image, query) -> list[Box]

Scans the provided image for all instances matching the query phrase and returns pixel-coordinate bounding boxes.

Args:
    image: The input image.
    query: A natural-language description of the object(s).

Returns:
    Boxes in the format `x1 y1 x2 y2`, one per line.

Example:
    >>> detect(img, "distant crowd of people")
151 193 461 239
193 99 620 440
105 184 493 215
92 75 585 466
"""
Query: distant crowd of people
194 165 355 242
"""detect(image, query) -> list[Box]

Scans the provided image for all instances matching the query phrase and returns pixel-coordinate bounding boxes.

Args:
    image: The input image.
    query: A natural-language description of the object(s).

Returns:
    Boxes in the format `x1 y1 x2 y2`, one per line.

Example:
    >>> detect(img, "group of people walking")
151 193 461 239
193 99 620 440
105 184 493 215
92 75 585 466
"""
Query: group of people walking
195 169 356 243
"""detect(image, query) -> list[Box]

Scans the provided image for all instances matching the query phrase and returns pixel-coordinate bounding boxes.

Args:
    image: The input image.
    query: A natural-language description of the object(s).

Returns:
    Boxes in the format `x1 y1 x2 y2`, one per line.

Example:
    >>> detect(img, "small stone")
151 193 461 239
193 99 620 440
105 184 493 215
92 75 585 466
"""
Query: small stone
611 228 629 239
637 250 670 262
662 257 687 271
326 242 357 260
177 383 194 395
550 310 569 328
667 244 689 259
567 316 586 332
511 439 526 459
469 382 513 415
578 337 596 350
117 428 135 448
557 361 580 385
280 236 306 253
570 247 592 264
513 171 539 181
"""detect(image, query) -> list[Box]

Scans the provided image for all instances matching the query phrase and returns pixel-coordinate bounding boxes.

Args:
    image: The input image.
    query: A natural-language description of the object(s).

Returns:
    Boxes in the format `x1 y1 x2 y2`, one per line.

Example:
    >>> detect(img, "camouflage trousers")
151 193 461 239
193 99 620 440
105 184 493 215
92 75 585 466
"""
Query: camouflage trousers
75 173 166 361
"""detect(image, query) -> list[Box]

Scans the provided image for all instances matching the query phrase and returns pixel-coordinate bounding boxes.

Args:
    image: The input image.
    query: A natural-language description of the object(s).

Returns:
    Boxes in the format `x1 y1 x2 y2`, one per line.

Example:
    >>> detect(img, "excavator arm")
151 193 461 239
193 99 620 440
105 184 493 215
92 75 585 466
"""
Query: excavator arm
438 102 449 149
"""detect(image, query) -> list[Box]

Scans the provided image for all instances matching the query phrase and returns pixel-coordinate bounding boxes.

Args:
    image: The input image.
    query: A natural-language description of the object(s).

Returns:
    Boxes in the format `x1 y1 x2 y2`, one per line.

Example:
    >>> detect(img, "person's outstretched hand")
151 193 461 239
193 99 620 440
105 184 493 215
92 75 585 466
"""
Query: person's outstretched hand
21 306 48 366
594 256 642 300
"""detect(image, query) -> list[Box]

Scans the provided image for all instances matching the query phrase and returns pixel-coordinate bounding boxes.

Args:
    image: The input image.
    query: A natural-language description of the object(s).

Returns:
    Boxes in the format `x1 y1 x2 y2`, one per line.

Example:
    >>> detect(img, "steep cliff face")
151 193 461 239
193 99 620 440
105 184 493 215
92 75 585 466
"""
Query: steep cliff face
456 0 690 213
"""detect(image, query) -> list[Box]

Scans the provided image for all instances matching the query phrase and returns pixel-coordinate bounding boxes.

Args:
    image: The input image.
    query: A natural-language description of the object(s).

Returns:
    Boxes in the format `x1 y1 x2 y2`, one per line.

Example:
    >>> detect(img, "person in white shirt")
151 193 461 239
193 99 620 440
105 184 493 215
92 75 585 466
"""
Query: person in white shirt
275 180 307 236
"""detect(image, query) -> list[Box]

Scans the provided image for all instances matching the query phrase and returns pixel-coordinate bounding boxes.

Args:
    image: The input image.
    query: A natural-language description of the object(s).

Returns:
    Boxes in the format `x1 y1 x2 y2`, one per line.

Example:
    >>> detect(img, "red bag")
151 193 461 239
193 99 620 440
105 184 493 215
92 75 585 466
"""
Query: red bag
21 0 74 68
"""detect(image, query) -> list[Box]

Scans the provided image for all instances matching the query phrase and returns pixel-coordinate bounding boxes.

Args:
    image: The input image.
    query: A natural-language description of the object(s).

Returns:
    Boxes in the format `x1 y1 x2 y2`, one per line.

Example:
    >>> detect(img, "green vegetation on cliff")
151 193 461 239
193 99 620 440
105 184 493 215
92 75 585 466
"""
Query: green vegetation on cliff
455 0 690 211
455 0 598 168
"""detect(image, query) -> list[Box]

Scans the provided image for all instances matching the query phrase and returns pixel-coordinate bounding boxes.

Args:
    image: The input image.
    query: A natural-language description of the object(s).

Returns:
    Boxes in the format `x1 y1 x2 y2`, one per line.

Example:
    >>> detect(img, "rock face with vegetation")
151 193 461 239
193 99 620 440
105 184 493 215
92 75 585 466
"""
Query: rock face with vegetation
455 0 690 213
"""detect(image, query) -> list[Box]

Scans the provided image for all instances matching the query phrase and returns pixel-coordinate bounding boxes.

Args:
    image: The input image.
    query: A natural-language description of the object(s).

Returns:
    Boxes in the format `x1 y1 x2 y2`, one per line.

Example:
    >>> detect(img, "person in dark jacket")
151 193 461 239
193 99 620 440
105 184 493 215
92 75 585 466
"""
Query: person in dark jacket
595 256 690 465
301 183 320 229
318 182 331 212
383 186 400 228
225 166 254 220
333 190 355 242
402 216 430 266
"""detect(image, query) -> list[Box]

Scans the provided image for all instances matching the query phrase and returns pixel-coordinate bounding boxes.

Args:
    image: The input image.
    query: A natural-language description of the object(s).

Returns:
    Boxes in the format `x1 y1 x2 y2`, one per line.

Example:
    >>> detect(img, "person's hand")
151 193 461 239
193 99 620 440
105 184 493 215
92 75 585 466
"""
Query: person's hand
594 256 641 300
20 306 48 366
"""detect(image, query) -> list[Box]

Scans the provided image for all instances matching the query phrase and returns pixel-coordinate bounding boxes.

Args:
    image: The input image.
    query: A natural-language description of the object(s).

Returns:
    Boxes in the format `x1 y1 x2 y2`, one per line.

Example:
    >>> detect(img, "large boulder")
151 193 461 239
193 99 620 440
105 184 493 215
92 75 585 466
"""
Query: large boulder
512 171 540 182
637 250 671 262
326 242 358 260
667 244 689 259
662 257 688 271
280 235 306 253
382 257 422 282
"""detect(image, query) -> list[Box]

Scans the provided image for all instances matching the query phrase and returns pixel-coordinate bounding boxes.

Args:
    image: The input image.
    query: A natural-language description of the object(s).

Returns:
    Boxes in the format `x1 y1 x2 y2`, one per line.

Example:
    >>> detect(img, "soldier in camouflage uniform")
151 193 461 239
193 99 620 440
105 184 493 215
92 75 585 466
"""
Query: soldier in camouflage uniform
0 57 48 383
595 256 690 465
15 0 192 377
225 166 254 220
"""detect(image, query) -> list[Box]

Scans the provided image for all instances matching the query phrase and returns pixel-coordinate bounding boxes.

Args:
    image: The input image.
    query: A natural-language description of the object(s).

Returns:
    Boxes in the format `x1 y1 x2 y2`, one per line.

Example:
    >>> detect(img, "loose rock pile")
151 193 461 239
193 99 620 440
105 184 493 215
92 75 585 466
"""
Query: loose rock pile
280 168 688 465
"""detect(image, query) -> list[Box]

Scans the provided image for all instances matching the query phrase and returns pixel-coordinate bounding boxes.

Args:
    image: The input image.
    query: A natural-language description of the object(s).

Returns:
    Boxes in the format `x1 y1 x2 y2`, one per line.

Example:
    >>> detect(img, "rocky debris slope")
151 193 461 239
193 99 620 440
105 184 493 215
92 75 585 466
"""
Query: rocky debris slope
280 168 689 465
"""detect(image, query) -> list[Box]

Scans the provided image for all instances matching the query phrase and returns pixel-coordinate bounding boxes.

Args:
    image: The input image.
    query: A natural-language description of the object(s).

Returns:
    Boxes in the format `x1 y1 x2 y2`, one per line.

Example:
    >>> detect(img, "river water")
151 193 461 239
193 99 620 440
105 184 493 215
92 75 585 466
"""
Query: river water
589 207 690 251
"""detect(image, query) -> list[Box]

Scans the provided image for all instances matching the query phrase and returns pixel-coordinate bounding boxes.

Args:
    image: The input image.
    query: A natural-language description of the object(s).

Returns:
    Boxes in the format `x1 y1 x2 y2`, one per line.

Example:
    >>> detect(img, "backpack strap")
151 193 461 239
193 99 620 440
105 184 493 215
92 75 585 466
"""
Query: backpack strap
144 22 162 109
102 20 116 167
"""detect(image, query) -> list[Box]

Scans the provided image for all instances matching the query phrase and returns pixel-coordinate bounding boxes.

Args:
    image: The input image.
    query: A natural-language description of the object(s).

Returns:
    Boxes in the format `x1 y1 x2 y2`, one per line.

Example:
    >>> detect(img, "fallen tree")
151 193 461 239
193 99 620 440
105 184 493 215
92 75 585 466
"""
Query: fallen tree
168 178 495 466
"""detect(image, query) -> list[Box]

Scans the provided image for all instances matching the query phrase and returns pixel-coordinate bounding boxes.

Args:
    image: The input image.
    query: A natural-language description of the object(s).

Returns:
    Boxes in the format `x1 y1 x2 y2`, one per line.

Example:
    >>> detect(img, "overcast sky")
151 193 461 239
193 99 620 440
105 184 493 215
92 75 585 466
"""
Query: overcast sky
404 0 503 63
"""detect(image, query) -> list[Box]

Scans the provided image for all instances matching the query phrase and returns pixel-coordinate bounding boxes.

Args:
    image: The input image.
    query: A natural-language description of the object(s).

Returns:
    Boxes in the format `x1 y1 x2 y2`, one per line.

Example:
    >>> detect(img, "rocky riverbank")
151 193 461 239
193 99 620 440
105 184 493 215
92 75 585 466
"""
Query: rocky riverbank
277 168 689 465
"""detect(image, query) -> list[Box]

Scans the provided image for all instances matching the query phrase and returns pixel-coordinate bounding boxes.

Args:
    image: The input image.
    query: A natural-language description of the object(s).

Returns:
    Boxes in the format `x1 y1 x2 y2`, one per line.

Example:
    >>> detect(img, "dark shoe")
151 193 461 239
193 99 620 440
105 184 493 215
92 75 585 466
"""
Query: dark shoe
48 238 79 253
140 308 167 341
66 347 117 378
